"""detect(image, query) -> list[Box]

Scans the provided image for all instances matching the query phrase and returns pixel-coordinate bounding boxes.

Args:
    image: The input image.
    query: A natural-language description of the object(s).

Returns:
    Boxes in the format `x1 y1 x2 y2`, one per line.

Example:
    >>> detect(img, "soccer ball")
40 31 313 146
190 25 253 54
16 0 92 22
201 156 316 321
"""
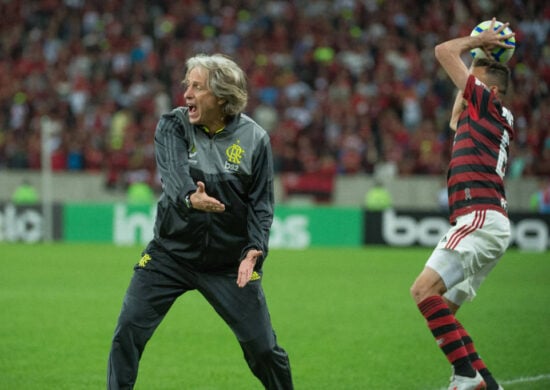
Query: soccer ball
470 20 516 63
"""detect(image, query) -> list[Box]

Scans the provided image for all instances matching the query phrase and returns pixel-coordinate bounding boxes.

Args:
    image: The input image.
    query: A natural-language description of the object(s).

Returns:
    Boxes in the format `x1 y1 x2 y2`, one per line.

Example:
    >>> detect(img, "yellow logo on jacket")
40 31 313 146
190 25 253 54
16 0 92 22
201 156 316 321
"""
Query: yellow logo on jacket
225 140 244 172
138 254 152 268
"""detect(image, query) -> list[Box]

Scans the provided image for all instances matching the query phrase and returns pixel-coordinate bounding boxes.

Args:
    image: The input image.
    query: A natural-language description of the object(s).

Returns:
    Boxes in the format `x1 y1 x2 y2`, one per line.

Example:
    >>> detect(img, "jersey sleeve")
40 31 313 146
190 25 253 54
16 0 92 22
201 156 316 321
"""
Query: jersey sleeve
462 74 514 139
240 131 275 268
463 74 488 118
154 110 197 207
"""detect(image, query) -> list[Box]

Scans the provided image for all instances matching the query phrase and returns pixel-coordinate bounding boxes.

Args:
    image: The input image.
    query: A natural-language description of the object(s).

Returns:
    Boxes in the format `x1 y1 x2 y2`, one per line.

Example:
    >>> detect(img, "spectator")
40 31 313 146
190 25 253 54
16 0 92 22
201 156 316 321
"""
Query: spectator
530 178 550 214
364 178 392 211
11 180 39 205
126 180 155 205
437 181 449 213
0 0 548 188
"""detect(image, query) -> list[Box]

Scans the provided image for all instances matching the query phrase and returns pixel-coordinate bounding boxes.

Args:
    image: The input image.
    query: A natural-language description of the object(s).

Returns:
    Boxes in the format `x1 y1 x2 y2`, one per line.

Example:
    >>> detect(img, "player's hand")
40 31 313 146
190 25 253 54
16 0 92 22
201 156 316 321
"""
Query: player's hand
189 181 225 213
237 249 262 288
479 18 515 51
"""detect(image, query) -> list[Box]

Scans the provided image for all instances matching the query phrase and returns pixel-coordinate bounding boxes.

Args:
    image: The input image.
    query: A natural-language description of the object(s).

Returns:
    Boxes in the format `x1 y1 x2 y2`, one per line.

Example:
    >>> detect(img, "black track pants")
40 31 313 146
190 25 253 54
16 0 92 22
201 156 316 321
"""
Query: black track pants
107 245 293 390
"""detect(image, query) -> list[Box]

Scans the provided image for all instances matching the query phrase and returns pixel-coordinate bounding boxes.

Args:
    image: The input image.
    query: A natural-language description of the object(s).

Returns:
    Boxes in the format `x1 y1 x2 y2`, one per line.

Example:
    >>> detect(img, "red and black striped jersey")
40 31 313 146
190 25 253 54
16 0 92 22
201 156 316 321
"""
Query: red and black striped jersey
447 74 514 224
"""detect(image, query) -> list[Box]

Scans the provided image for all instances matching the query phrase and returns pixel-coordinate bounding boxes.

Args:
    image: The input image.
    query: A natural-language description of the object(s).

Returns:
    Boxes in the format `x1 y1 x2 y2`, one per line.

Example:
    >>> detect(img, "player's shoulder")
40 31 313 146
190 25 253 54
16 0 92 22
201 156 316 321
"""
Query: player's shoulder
162 106 188 123
156 107 191 133
468 74 490 94
232 113 269 137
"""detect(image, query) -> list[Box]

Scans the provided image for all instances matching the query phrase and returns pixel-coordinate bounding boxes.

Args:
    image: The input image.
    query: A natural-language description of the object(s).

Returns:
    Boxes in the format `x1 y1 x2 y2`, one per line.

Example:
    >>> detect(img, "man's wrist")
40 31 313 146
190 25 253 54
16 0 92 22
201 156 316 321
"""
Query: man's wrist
184 193 193 209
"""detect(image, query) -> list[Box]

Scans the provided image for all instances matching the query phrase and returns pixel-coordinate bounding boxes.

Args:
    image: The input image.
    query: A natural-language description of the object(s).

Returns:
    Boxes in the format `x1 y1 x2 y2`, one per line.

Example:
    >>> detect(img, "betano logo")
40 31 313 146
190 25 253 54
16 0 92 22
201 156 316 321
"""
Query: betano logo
379 209 549 251
0 204 42 242
111 204 312 248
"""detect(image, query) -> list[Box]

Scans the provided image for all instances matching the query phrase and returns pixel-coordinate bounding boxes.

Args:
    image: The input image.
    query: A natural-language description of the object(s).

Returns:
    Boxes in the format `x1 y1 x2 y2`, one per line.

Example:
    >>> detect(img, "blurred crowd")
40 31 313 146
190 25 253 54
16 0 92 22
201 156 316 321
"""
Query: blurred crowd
1 0 549 192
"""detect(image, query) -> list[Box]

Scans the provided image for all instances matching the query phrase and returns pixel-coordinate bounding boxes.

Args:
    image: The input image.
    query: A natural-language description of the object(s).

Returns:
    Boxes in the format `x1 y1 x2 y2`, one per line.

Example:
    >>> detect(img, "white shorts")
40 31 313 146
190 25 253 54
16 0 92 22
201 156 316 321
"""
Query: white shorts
426 209 511 306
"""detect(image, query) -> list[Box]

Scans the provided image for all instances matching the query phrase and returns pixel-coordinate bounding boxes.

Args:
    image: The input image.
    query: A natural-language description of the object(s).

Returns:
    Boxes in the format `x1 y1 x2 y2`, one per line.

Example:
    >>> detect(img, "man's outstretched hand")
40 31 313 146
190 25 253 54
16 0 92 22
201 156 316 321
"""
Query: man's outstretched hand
190 181 225 212
237 249 263 288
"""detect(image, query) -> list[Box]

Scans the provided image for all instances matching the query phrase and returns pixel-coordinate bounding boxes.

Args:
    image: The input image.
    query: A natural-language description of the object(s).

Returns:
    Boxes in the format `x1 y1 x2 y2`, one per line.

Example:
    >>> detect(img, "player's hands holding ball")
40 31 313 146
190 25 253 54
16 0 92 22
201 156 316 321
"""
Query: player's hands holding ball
470 17 516 63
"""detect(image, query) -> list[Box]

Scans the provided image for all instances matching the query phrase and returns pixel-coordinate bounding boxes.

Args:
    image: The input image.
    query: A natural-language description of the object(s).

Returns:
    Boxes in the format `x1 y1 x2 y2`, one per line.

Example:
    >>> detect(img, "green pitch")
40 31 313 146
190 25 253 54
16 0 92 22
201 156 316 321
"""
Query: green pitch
1 244 548 390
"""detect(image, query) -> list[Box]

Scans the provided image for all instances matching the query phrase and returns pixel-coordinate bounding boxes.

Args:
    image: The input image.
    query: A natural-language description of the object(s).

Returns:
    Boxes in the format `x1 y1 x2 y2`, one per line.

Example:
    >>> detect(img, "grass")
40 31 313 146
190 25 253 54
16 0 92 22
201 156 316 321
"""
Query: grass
1 244 549 389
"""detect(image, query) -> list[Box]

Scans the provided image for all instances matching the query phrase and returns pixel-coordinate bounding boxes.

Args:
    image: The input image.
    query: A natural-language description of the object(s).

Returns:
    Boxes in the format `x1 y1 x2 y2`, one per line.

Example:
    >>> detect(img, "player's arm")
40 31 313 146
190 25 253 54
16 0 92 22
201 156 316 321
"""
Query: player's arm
154 113 197 206
449 89 465 131
237 133 274 288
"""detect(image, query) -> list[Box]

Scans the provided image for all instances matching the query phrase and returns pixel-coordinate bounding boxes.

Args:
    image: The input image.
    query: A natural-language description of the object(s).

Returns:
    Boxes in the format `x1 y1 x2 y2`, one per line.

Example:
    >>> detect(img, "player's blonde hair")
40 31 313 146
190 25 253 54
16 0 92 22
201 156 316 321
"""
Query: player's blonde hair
184 54 248 116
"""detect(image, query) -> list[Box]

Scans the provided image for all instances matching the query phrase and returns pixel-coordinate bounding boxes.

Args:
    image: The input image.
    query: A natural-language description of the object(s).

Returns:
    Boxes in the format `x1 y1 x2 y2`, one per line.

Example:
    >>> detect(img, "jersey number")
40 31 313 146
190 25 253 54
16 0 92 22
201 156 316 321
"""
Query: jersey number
495 130 510 179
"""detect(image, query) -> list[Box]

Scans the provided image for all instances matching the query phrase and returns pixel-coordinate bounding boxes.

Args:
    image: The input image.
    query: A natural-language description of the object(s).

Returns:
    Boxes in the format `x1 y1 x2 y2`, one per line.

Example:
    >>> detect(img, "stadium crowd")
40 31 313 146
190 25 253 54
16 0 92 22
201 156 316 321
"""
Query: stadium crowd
1 0 549 192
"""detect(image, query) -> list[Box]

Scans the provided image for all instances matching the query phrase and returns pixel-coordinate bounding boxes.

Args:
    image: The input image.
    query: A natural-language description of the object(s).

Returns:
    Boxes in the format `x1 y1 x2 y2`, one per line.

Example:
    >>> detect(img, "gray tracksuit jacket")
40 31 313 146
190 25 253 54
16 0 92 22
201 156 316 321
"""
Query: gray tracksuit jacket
151 107 274 272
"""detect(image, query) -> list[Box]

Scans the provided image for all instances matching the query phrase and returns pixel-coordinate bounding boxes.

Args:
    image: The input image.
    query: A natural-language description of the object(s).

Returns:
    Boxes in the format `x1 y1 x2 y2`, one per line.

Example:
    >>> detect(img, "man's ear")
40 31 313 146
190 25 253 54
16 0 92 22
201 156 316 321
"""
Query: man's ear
218 99 226 105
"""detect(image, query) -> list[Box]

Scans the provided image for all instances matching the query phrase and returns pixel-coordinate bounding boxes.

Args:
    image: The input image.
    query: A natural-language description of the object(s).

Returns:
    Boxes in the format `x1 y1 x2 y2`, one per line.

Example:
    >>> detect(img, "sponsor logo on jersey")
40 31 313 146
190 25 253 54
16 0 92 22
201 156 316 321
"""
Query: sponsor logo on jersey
224 140 244 172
